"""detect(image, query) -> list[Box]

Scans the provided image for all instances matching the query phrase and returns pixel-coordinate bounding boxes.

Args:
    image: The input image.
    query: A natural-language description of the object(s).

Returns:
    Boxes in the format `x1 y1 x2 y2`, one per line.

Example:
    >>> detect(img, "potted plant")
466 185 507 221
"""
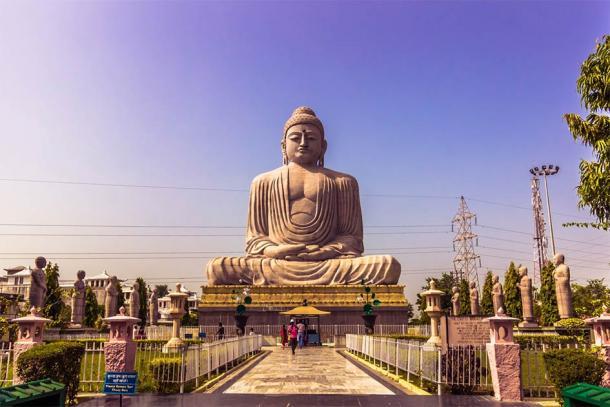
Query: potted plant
357 280 382 334
232 281 252 336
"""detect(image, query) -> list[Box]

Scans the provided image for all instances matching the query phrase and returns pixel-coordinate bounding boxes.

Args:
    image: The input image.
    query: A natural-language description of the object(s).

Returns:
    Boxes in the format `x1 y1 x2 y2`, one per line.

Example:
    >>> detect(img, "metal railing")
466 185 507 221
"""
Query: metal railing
144 324 427 341
0 343 13 387
346 334 492 395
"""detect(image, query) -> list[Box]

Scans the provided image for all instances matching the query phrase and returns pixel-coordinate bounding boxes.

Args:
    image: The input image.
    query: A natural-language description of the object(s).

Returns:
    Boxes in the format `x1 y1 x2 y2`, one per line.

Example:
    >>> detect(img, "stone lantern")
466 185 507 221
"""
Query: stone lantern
104 306 140 372
421 280 443 346
484 308 522 401
163 283 188 352
586 306 610 387
12 307 51 384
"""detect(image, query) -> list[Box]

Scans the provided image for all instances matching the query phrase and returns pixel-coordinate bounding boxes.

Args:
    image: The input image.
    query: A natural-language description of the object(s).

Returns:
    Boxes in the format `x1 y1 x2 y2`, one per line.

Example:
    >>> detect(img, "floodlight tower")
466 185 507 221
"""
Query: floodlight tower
452 196 481 286
530 165 560 256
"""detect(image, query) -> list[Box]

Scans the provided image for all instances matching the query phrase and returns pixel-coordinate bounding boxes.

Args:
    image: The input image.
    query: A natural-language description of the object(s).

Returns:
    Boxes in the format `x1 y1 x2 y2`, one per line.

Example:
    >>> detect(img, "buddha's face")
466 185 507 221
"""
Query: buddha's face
284 123 326 166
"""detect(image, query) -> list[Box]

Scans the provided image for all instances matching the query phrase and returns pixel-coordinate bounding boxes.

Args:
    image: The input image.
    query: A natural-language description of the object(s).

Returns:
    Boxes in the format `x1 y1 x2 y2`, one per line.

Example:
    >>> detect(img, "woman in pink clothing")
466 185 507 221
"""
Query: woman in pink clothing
288 321 298 355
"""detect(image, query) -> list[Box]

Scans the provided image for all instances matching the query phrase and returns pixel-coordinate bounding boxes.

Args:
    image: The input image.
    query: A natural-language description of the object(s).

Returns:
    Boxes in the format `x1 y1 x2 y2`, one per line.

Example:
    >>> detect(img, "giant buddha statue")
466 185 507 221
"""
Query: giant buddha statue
206 107 401 285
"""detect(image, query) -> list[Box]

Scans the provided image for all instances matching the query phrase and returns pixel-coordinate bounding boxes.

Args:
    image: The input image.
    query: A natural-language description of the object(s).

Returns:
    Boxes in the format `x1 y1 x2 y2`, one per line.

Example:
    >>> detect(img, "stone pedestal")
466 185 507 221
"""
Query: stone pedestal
104 307 140 372
586 309 610 388
198 284 410 325
164 283 188 353
518 321 538 328
11 308 51 384
485 310 522 401
421 281 444 346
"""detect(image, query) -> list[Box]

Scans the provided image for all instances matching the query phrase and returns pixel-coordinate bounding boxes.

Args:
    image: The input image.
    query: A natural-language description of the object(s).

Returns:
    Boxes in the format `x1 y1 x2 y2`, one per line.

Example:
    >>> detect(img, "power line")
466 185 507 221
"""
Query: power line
0 222 449 229
0 231 452 237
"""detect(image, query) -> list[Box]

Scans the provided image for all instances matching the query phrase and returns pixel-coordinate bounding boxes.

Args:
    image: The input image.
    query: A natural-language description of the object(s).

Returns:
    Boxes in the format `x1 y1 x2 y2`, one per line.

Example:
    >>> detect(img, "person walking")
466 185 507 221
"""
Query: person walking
288 321 298 355
216 322 225 340
280 324 288 350
297 321 306 349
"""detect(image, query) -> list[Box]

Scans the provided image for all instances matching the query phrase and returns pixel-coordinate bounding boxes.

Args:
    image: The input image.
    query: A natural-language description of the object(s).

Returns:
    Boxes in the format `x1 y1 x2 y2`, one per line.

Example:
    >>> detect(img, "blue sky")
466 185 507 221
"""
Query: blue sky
0 1 609 302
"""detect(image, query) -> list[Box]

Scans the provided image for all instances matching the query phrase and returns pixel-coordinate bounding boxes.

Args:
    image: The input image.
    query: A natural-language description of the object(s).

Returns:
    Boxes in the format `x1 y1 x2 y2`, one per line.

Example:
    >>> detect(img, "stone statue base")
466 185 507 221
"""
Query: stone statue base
198 284 410 325
518 321 538 328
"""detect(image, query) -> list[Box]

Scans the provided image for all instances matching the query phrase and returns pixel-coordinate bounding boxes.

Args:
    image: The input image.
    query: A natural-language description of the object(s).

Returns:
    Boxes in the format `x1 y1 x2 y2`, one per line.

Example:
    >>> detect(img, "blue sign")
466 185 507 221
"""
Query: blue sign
103 372 137 395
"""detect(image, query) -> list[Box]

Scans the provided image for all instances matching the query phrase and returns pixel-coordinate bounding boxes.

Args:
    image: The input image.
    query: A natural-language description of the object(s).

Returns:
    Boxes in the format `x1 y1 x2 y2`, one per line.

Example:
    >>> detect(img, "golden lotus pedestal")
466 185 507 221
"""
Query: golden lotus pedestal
197 284 410 326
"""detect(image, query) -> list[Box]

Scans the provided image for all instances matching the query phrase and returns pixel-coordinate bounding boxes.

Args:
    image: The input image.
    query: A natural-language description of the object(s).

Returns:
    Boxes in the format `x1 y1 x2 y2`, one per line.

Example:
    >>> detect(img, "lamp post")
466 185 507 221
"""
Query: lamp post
530 165 560 256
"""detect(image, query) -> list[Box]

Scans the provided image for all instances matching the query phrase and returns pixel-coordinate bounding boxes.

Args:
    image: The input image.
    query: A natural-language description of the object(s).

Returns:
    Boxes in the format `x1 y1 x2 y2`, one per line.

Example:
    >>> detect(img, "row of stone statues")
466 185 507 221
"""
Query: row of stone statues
450 253 573 323
26 257 161 327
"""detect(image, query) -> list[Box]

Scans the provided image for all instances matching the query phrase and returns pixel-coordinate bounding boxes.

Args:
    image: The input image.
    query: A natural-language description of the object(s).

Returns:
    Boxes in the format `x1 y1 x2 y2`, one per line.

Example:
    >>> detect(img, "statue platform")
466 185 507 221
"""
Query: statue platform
198 284 411 325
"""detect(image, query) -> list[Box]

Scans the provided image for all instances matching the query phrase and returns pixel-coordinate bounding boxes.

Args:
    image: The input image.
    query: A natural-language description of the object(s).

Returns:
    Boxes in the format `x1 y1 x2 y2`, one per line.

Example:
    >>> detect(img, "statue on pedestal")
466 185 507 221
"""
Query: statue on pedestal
451 286 460 316
206 107 401 285
104 276 119 318
492 275 504 316
148 288 159 325
129 282 140 318
469 281 480 315
29 256 47 309
70 270 86 326
518 266 537 327
553 253 574 319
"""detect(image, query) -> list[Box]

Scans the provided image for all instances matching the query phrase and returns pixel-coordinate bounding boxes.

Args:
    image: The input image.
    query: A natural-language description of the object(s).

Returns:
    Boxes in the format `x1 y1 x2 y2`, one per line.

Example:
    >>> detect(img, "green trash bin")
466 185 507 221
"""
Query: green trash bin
0 379 65 406
562 382 610 407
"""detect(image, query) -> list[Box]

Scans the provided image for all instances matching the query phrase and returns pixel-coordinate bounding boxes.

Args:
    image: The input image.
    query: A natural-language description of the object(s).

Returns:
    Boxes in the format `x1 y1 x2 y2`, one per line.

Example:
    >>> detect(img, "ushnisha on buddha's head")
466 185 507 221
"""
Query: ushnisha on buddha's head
281 106 327 167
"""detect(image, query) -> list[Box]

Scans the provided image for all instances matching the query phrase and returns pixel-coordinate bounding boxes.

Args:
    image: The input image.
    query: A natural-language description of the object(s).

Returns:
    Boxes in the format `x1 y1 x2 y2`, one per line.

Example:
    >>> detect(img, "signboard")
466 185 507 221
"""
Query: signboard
103 372 137 395
441 315 489 352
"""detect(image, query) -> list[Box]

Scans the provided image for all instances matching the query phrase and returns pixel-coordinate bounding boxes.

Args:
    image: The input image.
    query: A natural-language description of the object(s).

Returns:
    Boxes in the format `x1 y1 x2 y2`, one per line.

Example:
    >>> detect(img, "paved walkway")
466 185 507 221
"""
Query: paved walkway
224 346 395 395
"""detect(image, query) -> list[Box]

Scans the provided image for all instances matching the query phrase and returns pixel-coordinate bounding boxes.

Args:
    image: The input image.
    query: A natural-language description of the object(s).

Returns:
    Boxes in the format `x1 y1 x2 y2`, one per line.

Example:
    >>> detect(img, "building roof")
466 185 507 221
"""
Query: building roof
3 266 26 274
85 270 111 281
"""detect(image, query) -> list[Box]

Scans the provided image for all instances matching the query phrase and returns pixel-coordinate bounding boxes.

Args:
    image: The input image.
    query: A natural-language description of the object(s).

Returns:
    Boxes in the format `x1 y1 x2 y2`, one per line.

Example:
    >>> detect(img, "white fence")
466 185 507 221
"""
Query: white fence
78 335 263 393
0 343 13 387
346 334 492 395
144 324 429 341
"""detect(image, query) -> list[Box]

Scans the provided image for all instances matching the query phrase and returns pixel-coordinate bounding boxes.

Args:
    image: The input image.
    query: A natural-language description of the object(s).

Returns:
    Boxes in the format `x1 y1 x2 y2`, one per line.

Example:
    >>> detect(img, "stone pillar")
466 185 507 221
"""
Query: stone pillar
421 280 444 346
12 307 51 384
104 306 140 372
163 283 188 352
586 308 610 387
485 308 522 401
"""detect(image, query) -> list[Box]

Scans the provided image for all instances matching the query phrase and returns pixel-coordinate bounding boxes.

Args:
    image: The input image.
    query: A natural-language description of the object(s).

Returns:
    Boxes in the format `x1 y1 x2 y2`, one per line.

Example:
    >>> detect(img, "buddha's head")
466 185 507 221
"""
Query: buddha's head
492 275 499 284
77 270 86 280
35 256 46 270
469 281 476 289
519 266 528 277
282 106 327 166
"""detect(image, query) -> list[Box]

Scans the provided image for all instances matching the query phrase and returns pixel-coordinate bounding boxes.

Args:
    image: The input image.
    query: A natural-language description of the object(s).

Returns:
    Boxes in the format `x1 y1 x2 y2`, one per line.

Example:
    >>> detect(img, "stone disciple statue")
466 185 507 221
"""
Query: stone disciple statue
104 276 119 318
129 282 140 318
492 275 504 315
206 107 401 285
518 266 537 327
451 286 460 316
469 281 480 315
553 253 574 319
29 256 47 309
149 288 159 325
70 270 86 326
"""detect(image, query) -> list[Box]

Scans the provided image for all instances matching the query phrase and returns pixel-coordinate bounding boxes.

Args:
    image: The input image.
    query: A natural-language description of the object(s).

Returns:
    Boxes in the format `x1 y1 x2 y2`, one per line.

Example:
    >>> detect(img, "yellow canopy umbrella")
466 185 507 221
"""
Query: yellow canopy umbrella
280 305 330 345
279 305 331 316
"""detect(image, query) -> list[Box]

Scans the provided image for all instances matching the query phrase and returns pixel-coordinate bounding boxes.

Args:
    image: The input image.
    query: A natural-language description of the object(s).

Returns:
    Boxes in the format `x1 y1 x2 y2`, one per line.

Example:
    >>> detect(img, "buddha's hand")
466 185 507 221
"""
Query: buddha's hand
295 247 340 261
263 243 307 259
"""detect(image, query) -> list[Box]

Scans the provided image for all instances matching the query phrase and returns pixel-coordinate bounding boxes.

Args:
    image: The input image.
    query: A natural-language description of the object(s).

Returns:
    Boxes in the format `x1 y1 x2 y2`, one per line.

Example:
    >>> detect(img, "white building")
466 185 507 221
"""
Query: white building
0 266 32 300
158 284 199 321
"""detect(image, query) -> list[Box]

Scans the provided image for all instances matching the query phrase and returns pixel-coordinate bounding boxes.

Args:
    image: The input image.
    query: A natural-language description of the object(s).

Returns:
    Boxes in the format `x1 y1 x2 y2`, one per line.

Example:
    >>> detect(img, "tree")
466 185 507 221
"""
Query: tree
155 284 169 298
503 262 522 318
136 277 148 326
415 272 455 323
43 262 67 327
83 286 99 327
458 278 470 316
564 35 610 230
480 271 494 316
572 278 610 318
539 261 559 326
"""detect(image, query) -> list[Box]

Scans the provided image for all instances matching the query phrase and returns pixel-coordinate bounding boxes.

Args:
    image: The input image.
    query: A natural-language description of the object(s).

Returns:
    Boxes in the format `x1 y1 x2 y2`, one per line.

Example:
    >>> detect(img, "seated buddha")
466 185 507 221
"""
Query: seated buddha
206 106 401 285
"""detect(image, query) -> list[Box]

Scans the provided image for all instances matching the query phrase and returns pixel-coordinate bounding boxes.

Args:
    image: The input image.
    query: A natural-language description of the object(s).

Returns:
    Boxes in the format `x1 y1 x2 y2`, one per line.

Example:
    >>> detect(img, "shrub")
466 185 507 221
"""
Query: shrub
149 357 182 393
16 341 85 405
378 334 429 342
543 348 606 401
554 318 586 334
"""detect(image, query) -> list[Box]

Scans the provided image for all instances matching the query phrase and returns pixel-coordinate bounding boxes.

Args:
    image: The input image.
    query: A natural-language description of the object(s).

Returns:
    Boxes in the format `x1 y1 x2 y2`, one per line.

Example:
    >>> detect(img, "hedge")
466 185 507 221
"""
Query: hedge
514 334 580 349
16 341 85 405
377 334 429 342
543 348 606 404
149 357 183 393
